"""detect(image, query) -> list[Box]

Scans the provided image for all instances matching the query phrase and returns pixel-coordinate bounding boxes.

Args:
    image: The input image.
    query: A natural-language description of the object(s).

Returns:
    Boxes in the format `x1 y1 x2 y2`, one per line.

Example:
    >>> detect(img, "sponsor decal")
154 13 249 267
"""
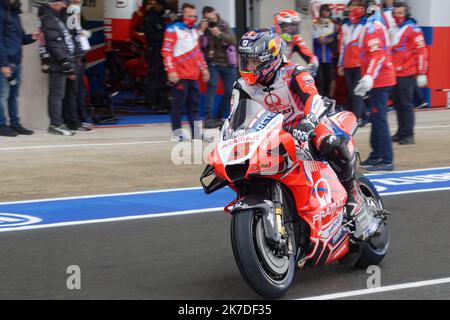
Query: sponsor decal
256 113 277 131
221 135 259 150
368 38 380 52
320 213 343 239
314 179 333 208
302 75 314 86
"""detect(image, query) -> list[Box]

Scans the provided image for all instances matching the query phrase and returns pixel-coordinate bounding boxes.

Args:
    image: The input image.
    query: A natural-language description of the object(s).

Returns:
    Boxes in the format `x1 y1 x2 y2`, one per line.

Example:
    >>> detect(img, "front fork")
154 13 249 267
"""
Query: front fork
230 182 293 256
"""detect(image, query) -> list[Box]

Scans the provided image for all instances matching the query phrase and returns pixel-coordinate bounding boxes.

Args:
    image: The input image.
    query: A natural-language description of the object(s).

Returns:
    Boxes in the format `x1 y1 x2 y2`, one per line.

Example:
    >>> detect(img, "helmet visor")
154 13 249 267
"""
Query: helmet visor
280 22 300 36
238 53 269 73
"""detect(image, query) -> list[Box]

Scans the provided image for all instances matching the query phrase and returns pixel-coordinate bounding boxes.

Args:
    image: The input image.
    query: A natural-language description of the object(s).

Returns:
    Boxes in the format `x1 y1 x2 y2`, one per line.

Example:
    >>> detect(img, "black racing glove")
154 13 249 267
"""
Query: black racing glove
62 61 75 75
291 115 318 142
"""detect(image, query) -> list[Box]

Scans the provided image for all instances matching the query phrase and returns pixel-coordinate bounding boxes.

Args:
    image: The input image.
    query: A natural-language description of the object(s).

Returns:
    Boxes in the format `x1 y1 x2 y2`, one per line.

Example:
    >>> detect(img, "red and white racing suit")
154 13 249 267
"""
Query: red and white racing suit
285 35 319 67
231 63 335 152
232 63 360 213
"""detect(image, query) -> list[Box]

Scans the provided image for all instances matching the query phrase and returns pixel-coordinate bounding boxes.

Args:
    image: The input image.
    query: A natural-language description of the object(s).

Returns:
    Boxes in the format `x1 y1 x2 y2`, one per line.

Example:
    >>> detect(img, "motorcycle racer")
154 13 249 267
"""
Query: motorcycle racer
233 29 365 218
273 10 319 75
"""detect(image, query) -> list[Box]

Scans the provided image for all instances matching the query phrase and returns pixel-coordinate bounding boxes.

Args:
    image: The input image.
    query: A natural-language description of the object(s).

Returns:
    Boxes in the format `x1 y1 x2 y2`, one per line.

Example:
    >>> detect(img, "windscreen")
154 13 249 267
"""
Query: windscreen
223 99 278 140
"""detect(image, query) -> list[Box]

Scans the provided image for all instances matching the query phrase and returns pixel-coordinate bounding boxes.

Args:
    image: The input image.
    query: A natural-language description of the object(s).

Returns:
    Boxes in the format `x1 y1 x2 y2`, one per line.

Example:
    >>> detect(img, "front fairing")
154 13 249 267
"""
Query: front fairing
218 100 284 168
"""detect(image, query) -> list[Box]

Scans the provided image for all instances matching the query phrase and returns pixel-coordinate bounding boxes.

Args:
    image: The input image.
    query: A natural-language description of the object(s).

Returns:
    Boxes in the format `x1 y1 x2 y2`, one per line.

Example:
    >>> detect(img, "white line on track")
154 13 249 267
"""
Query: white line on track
0 140 167 151
298 277 450 300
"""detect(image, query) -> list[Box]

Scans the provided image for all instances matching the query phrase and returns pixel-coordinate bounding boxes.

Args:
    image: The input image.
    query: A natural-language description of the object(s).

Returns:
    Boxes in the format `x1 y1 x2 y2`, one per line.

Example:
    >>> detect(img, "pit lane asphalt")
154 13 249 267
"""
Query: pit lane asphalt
0 191 449 300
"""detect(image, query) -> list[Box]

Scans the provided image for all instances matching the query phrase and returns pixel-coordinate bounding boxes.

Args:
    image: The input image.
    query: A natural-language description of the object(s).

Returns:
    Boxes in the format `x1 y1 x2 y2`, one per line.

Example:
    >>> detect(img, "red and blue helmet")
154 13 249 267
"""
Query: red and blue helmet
238 29 286 85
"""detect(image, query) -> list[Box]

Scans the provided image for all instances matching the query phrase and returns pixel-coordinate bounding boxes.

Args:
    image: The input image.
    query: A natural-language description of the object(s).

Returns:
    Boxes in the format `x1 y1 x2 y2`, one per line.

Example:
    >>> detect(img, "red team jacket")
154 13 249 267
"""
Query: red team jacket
391 19 428 77
162 21 207 80
358 20 396 88
285 35 319 66
339 19 367 69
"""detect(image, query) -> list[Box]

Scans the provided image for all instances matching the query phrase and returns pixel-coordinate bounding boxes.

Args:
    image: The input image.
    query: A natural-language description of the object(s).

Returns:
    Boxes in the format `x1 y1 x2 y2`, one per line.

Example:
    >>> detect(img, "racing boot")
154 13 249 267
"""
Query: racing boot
343 179 366 218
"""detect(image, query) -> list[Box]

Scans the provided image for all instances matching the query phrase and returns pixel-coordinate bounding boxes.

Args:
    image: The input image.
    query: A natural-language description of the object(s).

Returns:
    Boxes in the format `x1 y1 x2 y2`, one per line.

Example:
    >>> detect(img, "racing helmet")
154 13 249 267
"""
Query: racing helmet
349 0 381 16
273 10 302 43
238 29 285 86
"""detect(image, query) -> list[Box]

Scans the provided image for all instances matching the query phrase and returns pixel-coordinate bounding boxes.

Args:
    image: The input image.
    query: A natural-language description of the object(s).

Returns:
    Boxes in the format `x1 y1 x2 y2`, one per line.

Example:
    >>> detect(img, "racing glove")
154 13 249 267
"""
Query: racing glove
62 61 75 75
354 75 374 97
417 75 428 88
291 115 318 143
307 59 319 77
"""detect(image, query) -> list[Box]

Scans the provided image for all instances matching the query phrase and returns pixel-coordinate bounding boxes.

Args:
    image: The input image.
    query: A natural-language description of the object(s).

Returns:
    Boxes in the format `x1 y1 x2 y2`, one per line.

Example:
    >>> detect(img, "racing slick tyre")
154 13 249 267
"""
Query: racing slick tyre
231 209 295 299
355 175 390 268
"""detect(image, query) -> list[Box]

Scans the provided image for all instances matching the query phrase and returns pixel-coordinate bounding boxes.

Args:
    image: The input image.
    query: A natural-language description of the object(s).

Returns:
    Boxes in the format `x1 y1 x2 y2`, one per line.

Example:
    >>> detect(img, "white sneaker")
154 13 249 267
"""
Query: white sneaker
192 133 214 143
48 125 75 136
171 130 190 142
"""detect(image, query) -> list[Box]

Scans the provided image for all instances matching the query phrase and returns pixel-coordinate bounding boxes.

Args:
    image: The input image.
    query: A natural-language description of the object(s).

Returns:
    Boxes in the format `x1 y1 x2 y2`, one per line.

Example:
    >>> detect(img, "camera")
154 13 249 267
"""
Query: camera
207 20 218 29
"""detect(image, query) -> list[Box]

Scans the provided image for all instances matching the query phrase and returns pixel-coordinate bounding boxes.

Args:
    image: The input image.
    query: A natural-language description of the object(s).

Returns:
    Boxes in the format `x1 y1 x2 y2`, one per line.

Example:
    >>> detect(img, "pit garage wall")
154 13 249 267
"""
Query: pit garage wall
409 0 450 107
18 1 49 130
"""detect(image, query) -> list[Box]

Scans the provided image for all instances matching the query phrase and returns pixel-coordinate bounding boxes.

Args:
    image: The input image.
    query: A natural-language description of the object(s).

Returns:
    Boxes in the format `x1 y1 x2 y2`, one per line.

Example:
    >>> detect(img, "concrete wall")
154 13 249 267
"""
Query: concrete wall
409 0 450 27
19 1 49 130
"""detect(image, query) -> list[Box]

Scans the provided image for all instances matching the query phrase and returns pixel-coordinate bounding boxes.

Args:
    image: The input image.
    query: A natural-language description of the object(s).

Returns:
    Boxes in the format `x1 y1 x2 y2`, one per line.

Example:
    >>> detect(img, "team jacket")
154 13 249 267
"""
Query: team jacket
358 20 396 88
338 18 366 69
285 35 319 66
38 5 76 74
312 20 337 64
0 0 35 67
162 21 207 80
232 64 329 130
391 19 428 77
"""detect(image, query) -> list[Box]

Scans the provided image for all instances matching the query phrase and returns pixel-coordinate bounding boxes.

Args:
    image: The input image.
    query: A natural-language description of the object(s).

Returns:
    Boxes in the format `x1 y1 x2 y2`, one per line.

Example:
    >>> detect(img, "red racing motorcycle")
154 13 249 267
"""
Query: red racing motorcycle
201 99 390 299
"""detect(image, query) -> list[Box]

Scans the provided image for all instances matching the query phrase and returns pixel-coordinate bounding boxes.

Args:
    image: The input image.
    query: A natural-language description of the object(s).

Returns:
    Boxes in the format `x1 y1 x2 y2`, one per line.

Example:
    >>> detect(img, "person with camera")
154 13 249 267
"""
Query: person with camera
0 0 36 137
199 6 237 129
39 0 78 136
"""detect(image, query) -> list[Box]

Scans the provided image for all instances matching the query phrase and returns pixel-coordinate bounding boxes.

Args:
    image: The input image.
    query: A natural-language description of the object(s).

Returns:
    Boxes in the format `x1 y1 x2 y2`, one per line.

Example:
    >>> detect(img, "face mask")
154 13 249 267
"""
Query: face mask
394 16 406 26
183 18 197 28
320 17 330 24
349 7 365 23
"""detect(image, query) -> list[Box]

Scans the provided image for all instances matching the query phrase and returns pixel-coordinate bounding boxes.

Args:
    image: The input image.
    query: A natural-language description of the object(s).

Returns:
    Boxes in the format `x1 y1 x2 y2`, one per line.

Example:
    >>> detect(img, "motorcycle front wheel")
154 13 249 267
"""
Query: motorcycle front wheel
231 209 296 299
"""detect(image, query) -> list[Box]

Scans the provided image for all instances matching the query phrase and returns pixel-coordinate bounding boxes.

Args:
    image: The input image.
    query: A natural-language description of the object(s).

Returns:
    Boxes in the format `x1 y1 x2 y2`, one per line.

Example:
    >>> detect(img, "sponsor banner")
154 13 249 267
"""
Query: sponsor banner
0 167 449 233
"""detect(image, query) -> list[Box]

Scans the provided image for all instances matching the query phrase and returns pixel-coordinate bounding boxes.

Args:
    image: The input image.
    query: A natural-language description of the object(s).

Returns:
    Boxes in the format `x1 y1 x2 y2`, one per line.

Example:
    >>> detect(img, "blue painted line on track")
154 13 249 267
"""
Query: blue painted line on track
0 167 449 232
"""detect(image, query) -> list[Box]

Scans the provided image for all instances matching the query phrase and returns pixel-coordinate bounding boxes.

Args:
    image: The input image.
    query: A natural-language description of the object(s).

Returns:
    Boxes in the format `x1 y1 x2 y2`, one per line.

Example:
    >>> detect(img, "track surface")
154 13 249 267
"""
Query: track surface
0 191 449 300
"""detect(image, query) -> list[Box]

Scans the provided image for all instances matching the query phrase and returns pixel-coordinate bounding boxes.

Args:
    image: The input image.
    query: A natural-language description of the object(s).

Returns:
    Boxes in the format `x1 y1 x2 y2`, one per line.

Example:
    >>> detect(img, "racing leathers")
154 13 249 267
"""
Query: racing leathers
231 63 361 217
285 35 320 75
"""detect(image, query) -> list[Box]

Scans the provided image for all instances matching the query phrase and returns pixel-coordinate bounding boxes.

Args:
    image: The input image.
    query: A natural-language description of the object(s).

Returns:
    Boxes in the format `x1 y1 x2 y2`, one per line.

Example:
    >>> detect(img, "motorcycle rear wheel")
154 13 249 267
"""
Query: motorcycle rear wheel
354 175 390 268
231 209 296 299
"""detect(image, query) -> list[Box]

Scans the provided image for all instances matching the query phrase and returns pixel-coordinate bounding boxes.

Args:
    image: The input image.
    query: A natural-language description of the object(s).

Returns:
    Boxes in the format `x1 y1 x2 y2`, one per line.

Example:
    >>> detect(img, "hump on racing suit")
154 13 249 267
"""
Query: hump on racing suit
231 62 335 151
